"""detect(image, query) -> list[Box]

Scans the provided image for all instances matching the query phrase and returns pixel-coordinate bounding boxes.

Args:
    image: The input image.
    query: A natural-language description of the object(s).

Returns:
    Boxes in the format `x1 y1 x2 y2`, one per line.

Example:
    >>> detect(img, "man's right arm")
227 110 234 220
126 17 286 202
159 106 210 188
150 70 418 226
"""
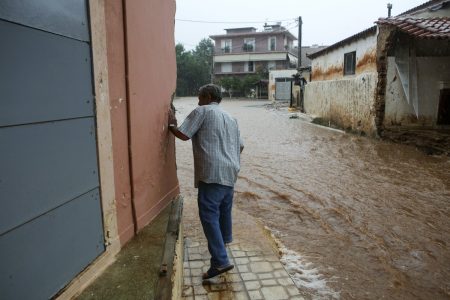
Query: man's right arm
168 108 189 141
169 125 190 141
168 107 204 141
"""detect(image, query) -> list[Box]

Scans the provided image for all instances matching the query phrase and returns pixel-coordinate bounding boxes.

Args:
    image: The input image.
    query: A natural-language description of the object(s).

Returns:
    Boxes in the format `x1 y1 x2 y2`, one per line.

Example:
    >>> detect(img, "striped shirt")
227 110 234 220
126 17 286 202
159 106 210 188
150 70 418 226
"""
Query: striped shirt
179 102 243 188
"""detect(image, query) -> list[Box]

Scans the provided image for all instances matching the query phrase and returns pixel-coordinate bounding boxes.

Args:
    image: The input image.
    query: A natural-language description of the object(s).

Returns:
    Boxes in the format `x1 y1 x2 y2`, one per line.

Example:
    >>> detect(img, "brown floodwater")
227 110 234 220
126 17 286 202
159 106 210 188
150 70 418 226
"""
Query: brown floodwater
173 97 450 300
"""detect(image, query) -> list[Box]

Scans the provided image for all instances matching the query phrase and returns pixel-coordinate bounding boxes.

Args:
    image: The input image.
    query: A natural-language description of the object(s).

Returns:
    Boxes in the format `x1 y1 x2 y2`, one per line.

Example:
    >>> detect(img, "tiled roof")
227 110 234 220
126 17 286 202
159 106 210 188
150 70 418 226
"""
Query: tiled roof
398 0 449 16
377 17 450 39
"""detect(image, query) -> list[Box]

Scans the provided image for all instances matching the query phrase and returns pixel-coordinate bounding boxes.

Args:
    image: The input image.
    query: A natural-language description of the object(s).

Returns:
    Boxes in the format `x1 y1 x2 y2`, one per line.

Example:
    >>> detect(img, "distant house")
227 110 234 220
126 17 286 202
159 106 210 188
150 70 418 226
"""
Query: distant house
269 45 327 101
209 24 298 82
304 0 450 136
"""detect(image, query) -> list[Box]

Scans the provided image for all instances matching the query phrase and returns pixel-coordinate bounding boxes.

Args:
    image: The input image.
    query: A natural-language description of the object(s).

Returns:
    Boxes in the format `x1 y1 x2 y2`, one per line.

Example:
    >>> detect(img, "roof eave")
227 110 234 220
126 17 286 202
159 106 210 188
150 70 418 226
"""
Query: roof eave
307 26 377 59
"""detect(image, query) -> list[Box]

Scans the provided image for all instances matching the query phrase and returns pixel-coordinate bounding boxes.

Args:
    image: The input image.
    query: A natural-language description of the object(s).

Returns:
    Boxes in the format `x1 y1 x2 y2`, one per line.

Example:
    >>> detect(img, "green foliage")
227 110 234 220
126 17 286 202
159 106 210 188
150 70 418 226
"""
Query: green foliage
256 65 269 80
217 77 238 98
175 38 214 96
241 74 260 96
218 74 261 98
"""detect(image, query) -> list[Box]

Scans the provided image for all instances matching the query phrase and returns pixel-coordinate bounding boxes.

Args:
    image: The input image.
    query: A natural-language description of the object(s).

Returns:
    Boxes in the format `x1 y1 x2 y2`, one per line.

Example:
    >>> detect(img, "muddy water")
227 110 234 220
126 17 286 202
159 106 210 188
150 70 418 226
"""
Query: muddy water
173 98 450 300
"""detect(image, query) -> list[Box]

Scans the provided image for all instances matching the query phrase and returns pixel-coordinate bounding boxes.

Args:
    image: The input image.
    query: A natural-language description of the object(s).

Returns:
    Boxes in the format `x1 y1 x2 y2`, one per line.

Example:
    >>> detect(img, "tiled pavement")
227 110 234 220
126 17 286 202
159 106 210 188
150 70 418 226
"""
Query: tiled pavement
181 197 307 300
182 239 305 300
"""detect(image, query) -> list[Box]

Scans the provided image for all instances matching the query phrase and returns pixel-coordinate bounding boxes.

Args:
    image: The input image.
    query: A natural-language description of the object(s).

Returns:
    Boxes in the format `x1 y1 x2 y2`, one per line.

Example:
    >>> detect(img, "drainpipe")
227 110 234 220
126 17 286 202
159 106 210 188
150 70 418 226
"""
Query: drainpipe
122 0 139 235
387 3 392 17
297 16 302 70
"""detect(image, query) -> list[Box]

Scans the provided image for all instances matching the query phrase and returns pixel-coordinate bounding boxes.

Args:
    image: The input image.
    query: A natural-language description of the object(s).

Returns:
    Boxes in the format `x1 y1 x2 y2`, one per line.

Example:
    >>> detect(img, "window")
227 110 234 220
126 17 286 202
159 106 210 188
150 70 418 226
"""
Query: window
243 38 255 52
268 61 276 70
268 36 276 51
221 62 232 73
244 61 254 72
221 39 232 53
344 51 356 75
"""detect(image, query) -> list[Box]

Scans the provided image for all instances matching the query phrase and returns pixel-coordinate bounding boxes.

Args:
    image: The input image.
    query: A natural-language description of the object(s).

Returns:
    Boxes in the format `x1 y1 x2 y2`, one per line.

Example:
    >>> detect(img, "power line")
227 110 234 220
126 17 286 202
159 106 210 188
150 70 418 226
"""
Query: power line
175 18 296 24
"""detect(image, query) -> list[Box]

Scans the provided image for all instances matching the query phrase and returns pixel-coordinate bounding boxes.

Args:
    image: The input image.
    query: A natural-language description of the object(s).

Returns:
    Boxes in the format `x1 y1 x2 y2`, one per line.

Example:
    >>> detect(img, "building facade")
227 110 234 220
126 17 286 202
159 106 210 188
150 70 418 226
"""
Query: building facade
305 26 378 134
210 24 298 81
304 0 450 136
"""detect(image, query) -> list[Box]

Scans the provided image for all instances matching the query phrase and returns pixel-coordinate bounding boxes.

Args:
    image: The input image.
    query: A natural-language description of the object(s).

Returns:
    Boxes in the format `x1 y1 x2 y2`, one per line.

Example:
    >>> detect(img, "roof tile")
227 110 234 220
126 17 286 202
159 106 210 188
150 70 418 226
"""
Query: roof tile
376 17 450 39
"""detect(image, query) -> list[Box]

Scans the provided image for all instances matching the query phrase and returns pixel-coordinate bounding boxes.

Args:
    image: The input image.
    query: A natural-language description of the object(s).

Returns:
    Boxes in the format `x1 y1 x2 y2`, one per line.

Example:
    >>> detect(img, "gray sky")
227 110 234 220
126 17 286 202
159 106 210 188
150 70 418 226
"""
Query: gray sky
175 0 426 50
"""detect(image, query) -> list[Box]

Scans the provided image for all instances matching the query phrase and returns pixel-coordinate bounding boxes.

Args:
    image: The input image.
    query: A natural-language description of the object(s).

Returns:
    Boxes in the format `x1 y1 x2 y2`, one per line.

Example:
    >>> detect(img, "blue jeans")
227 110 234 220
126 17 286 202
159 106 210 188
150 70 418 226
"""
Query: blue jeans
198 181 234 268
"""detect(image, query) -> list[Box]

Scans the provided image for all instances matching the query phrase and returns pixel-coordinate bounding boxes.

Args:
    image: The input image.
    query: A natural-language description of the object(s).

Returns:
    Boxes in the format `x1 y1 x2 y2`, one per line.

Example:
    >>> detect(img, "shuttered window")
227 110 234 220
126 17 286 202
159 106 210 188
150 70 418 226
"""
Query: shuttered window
344 51 356 75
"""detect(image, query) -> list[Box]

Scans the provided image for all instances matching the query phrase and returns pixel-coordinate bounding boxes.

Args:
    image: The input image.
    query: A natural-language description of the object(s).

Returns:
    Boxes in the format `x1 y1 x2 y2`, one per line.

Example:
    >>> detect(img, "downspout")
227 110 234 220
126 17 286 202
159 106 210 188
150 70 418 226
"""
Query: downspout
122 0 139 234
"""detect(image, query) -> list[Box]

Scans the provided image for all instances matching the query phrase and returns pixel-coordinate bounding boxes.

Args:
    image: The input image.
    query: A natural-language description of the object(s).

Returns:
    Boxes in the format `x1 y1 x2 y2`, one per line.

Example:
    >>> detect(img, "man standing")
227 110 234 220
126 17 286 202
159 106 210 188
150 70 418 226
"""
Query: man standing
168 84 243 279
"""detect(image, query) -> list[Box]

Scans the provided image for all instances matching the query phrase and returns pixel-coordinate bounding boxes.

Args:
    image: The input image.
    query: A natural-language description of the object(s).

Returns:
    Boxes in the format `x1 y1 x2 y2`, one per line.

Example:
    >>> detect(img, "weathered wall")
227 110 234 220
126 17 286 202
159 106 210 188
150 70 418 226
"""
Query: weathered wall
304 73 378 135
104 1 134 245
306 32 378 134
124 0 179 231
384 56 450 126
311 33 377 81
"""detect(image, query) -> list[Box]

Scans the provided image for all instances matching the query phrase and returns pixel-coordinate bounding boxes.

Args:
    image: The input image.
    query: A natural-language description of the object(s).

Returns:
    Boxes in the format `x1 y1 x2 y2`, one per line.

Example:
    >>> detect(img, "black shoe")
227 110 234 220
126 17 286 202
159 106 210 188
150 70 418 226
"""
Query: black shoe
202 264 234 280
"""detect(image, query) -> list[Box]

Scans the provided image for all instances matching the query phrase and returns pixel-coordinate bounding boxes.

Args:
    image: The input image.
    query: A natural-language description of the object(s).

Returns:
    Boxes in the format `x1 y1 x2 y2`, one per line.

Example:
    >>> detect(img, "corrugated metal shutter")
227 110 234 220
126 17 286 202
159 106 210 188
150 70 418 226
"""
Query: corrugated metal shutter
0 1 105 298
275 79 292 101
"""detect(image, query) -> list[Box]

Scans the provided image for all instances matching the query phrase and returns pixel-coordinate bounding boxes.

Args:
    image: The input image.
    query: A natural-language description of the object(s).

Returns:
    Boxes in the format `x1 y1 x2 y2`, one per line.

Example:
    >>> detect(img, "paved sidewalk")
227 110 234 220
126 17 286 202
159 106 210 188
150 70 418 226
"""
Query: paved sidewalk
181 197 307 300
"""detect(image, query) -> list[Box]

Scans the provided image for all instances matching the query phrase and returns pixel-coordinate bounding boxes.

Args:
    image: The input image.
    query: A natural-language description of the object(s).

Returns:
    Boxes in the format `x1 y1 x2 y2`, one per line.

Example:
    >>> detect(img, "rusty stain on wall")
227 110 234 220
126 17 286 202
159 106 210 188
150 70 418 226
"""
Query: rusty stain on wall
311 65 343 81
356 49 377 73
312 49 377 82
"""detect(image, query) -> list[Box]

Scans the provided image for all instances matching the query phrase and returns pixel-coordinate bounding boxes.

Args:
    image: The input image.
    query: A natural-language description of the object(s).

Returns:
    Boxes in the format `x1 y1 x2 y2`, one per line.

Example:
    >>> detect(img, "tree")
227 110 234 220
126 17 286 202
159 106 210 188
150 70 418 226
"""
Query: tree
218 77 235 98
256 65 269 80
241 75 260 97
175 44 191 96
192 38 214 87
175 39 215 96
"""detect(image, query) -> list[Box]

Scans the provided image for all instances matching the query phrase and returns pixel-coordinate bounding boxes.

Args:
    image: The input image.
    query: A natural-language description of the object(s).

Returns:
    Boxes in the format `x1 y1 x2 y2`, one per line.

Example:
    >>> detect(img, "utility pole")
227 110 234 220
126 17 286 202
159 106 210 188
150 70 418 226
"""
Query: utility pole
297 16 302 71
210 46 215 83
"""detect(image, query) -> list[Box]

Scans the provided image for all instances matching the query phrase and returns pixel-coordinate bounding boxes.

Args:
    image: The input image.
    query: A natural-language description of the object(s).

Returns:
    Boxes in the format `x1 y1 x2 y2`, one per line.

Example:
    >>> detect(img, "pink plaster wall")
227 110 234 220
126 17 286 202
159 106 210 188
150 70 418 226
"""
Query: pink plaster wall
104 0 134 245
104 0 179 242
124 0 179 231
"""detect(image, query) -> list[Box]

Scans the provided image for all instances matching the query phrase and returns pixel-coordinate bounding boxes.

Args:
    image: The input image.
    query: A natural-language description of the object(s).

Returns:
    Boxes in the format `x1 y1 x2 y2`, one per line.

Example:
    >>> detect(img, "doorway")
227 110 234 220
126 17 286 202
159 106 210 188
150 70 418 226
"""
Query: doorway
437 89 450 125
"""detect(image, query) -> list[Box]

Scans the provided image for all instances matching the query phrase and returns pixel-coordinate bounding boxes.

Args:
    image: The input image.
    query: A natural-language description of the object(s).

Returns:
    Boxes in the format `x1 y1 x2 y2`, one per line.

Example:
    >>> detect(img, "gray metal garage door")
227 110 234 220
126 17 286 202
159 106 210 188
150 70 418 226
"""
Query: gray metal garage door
0 1 105 299
275 79 293 101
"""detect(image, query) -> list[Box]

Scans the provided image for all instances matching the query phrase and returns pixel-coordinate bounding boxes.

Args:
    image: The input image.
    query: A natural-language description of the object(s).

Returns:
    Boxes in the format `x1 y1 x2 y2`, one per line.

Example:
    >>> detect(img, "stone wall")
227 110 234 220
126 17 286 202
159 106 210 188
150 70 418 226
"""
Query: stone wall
304 72 378 135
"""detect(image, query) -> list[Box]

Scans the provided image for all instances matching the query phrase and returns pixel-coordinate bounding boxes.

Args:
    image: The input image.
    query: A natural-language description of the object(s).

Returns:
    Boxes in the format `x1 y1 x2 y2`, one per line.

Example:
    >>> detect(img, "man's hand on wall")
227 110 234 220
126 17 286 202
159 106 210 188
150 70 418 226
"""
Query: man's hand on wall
168 108 177 127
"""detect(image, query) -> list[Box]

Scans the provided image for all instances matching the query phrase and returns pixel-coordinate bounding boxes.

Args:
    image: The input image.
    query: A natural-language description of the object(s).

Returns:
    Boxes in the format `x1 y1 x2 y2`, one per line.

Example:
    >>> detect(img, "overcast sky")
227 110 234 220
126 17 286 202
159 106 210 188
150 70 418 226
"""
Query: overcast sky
175 0 426 50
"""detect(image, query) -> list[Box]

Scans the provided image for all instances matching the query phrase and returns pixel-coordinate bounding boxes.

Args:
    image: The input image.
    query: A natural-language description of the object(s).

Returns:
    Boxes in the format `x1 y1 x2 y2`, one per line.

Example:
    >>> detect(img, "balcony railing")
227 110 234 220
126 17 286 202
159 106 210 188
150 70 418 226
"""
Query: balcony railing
242 44 254 52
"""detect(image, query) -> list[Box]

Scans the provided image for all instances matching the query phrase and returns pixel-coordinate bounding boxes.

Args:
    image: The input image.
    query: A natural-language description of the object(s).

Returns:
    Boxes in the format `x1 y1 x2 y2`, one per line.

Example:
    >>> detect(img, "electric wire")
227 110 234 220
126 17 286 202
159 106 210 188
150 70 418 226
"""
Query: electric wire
175 18 297 24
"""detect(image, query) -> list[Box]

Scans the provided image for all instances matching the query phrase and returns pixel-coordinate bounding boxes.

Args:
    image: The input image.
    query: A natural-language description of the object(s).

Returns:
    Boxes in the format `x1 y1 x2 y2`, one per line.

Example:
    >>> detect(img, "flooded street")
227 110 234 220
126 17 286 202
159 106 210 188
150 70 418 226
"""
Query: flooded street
173 97 450 300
